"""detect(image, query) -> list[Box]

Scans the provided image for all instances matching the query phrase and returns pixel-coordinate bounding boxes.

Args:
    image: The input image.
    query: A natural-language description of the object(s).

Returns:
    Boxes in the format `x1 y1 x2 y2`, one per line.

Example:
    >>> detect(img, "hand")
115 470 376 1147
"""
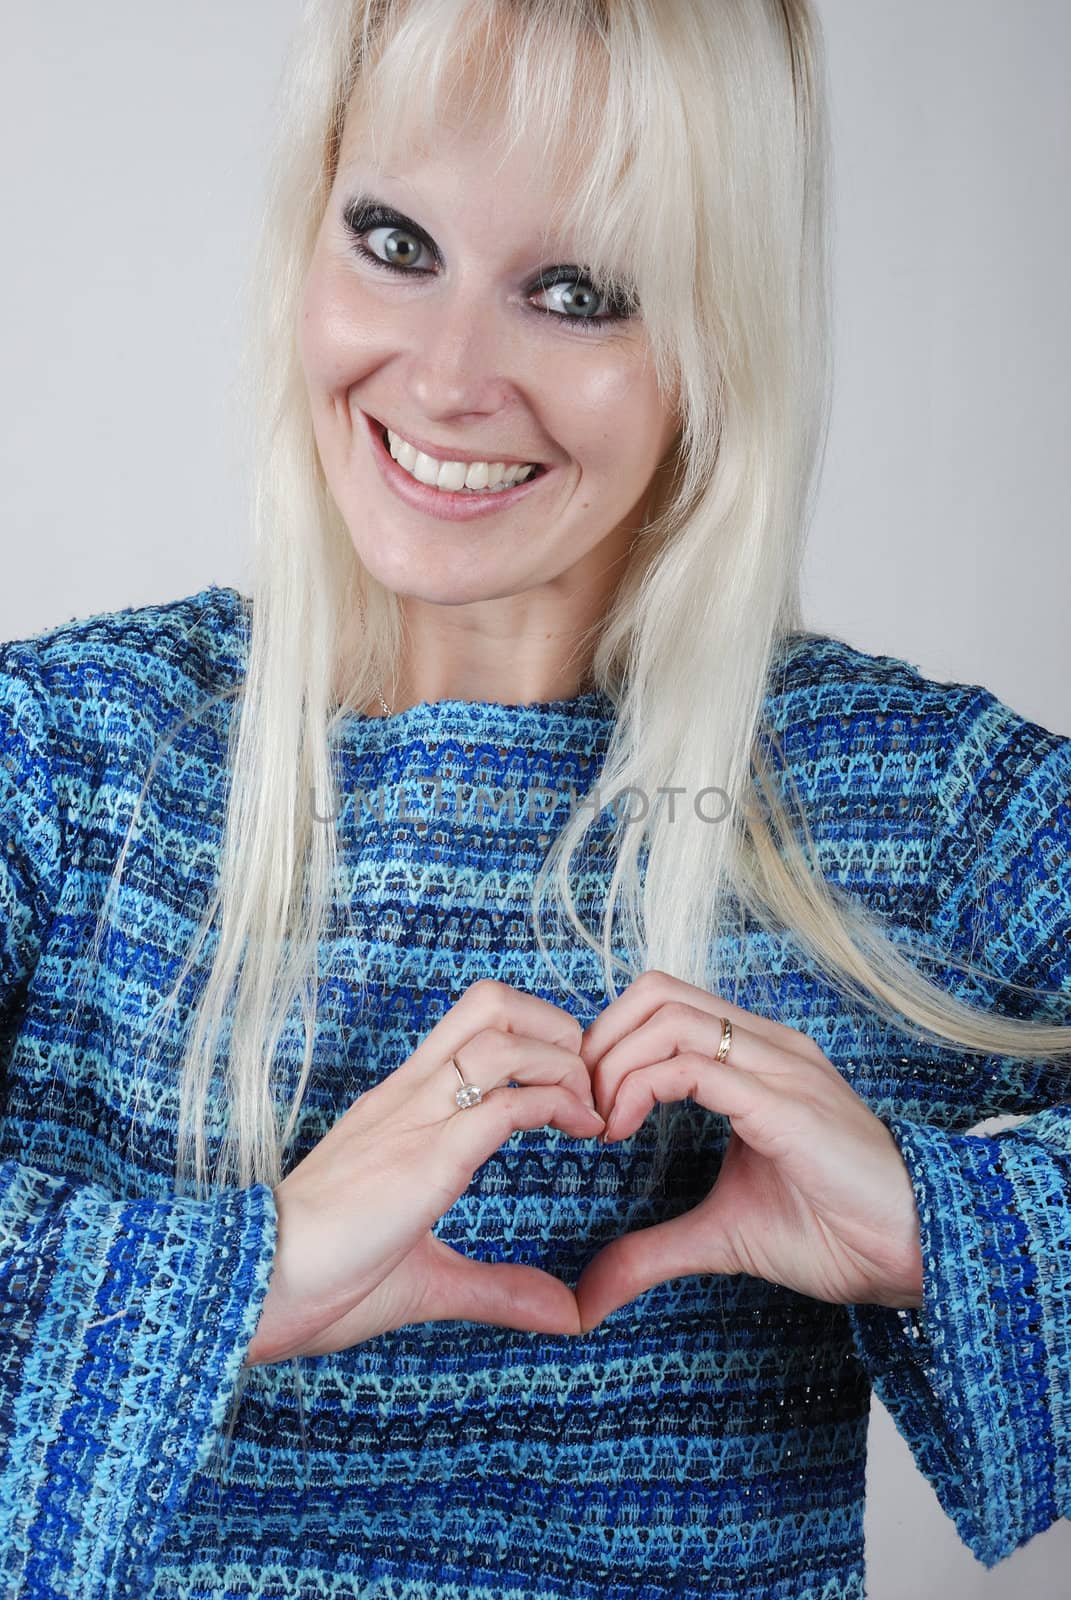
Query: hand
244 979 606 1365
573 969 924 1334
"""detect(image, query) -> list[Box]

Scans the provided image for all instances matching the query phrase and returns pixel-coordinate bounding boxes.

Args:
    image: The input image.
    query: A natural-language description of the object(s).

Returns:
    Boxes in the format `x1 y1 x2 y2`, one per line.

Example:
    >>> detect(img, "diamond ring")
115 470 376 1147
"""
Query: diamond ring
451 1055 484 1110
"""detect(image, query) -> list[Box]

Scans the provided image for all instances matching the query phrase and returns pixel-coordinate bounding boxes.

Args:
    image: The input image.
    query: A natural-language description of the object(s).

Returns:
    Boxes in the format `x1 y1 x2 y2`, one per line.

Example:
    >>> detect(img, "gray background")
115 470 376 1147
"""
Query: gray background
1 3 1068 1592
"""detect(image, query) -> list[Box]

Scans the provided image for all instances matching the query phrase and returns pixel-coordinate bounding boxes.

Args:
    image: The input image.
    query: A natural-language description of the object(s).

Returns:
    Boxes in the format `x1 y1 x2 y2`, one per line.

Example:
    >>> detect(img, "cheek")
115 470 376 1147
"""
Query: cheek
298 262 381 389
298 277 338 393
563 364 670 472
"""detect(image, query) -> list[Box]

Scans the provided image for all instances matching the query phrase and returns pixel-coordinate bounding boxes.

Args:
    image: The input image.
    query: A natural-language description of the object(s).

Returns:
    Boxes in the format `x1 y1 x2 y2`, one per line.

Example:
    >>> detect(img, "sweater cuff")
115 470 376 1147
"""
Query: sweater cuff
0 1167 278 1597
843 1112 1070 1568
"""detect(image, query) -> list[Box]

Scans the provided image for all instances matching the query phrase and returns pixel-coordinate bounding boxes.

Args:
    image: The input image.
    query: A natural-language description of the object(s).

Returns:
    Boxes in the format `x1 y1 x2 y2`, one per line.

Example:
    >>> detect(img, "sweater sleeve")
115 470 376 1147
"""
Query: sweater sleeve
0 639 279 1599
843 685 1071 1570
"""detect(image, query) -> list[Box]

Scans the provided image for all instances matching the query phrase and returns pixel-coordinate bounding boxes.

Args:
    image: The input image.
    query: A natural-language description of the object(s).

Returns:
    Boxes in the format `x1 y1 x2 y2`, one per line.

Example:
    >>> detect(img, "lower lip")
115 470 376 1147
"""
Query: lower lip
362 412 551 522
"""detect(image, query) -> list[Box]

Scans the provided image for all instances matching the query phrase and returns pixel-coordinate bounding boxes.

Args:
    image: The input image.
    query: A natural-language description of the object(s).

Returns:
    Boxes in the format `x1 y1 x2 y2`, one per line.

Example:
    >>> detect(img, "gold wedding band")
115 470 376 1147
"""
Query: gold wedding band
715 1016 732 1063
451 1054 484 1110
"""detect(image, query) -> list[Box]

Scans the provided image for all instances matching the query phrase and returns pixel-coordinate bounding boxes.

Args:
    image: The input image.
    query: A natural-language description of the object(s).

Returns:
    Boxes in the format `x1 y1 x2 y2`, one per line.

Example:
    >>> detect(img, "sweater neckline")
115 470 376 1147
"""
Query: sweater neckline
351 688 615 723
330 688 617 759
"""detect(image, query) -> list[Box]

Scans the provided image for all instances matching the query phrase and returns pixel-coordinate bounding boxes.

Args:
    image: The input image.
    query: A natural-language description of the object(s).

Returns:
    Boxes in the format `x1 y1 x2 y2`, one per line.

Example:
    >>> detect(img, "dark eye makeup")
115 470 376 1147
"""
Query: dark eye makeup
340 196 638 335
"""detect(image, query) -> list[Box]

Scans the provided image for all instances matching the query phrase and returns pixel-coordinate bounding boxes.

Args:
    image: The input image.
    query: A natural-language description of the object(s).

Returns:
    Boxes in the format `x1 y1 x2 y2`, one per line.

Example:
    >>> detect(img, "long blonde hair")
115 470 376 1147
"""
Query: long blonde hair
75 0 1070 1475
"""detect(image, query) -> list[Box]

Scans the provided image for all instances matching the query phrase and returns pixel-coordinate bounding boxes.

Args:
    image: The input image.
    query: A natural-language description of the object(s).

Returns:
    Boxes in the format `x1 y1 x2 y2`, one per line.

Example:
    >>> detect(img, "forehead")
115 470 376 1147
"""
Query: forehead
339 82 578 193
335 87 589 243
334 9 608 204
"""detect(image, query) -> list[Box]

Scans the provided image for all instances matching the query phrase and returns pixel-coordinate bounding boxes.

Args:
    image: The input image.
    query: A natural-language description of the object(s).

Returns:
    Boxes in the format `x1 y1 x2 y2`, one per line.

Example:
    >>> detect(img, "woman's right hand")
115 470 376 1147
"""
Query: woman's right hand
242 979 606 1366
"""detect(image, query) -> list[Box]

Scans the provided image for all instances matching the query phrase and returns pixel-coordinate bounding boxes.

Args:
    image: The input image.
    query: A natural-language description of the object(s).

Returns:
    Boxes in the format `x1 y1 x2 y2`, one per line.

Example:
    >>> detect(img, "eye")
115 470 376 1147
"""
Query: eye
343 200 440 276
342 197 638 335
530 270 638 334
353 224 436 275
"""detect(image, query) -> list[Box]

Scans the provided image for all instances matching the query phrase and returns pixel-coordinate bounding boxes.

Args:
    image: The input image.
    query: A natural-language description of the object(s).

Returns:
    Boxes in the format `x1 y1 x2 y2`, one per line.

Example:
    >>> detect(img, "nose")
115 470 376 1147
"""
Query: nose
402 274 521 422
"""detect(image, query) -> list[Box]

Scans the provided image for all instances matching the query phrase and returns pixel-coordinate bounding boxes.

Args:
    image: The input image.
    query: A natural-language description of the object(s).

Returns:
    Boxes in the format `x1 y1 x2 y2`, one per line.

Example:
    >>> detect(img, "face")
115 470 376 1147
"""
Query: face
298 87 680 618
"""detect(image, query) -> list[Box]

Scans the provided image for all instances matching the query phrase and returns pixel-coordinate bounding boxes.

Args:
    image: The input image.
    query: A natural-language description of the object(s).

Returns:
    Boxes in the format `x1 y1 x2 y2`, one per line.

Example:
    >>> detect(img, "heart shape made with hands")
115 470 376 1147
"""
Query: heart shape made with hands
551 969 925 1335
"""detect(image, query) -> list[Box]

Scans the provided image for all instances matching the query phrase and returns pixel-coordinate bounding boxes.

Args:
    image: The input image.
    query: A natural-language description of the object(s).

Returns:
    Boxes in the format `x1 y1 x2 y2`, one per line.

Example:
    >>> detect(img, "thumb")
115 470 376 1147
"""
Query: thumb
415 1233 583 1337
574 1209 735 1333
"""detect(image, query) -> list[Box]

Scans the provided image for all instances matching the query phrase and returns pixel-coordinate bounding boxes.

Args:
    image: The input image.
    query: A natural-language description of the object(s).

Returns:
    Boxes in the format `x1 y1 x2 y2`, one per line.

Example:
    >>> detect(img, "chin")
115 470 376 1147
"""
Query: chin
347 546 507 605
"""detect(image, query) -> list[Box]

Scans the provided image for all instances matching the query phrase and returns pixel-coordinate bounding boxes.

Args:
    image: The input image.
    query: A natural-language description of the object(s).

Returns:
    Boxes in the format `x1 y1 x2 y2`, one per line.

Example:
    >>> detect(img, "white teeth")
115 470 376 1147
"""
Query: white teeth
385 427 538 492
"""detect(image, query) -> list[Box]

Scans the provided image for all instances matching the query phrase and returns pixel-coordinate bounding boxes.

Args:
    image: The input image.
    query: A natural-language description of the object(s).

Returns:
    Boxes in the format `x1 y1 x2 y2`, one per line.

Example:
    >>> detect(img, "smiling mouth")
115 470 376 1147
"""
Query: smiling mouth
373 420 549 494
360 408 554 522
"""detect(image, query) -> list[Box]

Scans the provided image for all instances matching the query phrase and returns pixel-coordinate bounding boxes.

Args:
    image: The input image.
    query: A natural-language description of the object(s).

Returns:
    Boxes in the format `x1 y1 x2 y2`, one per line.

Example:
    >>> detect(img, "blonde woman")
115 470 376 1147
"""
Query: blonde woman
1 2 1068 1596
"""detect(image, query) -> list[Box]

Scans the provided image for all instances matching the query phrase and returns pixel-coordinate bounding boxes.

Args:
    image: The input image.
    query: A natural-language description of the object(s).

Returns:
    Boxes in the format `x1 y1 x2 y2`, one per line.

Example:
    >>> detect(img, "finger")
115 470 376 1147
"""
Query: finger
592 1008 786 1121
417 1235 582 1337
440 1083 606 1185
580 969 808 1075
599 1052 787 1147
574 1208 736 1332
414 978 583 1077
444 1027 598 1111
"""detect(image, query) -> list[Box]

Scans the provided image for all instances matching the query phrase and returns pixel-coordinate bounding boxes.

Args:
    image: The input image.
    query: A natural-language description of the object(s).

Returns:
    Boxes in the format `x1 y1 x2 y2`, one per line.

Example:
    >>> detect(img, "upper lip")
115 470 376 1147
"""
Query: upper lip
369 413 546 468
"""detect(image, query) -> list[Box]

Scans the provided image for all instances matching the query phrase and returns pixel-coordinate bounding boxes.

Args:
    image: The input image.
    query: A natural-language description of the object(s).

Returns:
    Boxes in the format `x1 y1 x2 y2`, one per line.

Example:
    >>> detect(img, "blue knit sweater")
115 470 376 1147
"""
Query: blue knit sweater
0 585 1068 1599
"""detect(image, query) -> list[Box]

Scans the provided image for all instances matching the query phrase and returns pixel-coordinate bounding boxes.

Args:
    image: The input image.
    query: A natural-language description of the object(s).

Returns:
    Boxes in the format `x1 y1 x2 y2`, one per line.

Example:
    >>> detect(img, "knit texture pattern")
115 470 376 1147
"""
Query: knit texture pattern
0 585 1068 1599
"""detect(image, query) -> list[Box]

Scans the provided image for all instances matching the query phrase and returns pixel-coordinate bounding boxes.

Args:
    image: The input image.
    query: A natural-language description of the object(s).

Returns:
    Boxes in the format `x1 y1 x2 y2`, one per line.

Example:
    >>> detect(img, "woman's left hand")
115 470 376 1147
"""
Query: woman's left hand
573 970 924 1333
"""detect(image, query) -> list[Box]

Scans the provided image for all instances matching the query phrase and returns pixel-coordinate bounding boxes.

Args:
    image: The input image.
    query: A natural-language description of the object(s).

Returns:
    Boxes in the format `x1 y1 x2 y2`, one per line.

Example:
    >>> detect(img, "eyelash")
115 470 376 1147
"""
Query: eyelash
342 204 636 336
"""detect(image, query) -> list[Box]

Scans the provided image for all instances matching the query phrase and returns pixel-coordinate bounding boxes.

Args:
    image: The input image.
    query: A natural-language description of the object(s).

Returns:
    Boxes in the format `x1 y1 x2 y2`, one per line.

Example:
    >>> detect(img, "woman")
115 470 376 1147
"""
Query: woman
0 1 1068 1595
